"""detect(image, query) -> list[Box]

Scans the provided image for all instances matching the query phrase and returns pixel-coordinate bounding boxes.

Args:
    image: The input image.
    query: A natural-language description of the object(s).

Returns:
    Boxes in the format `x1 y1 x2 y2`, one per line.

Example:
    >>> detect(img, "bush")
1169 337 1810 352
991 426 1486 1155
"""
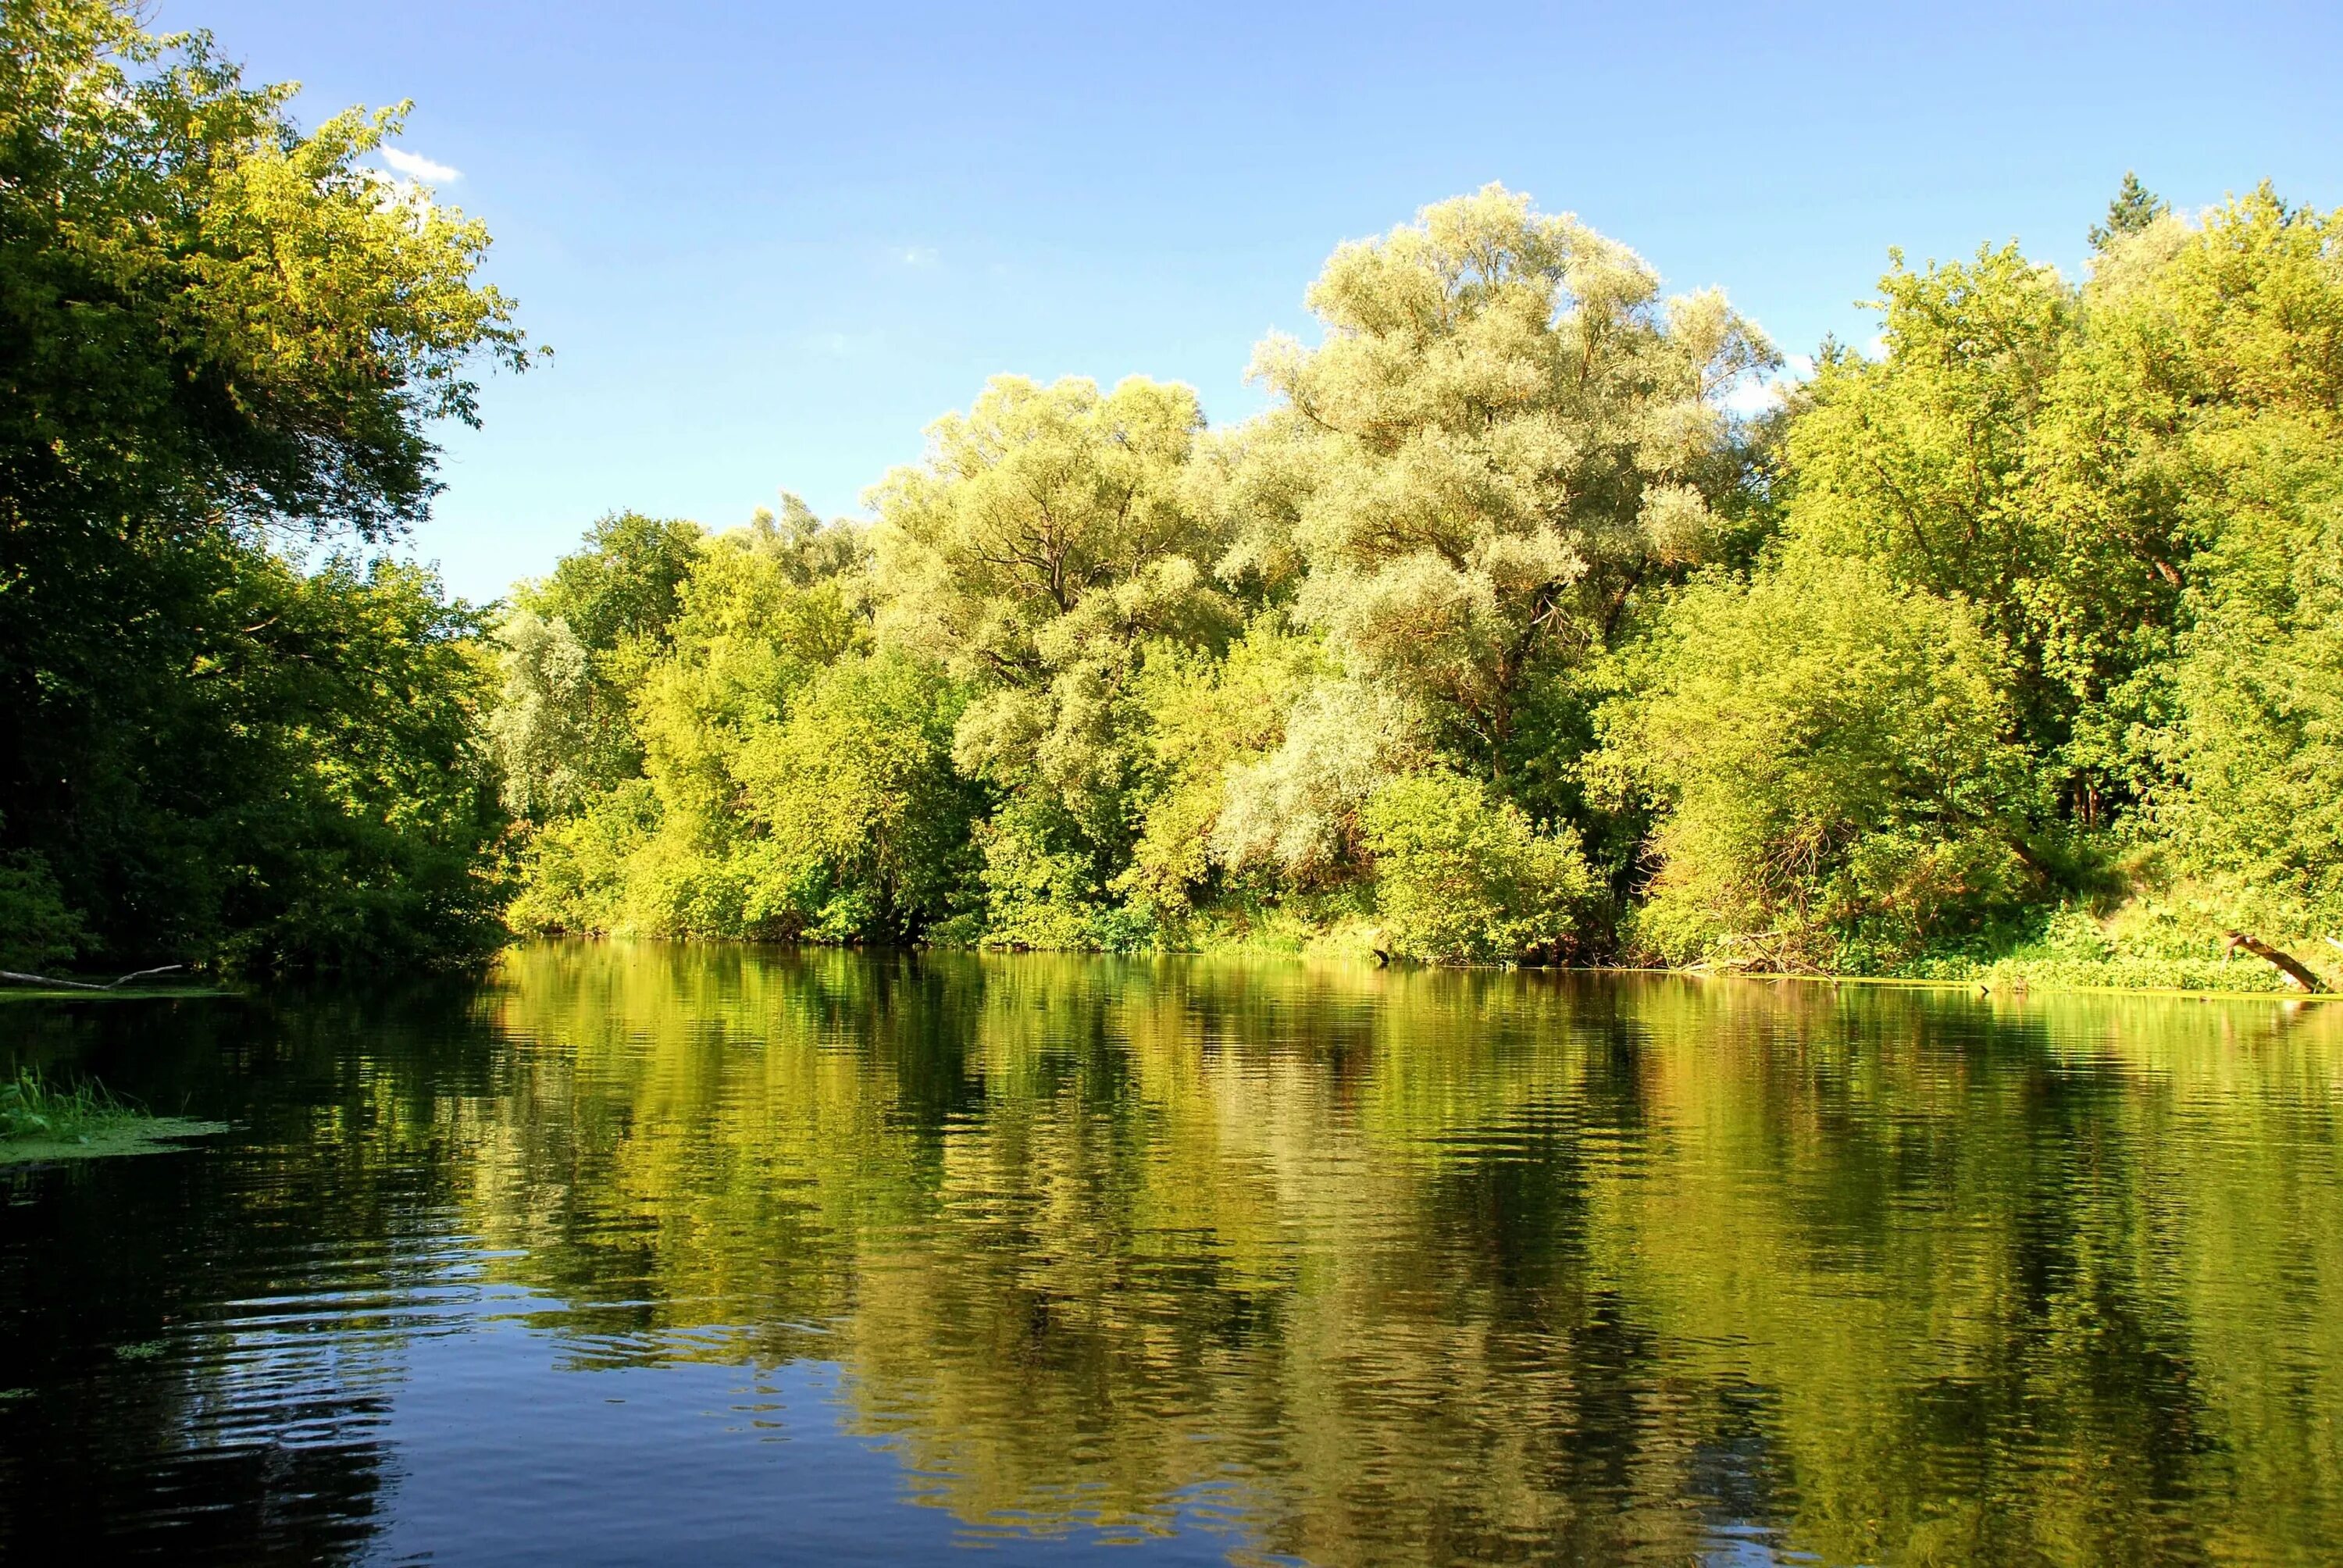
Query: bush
1603 553 2036 972
0 850 85 972
1361 772 1595 963
973 798 1151 951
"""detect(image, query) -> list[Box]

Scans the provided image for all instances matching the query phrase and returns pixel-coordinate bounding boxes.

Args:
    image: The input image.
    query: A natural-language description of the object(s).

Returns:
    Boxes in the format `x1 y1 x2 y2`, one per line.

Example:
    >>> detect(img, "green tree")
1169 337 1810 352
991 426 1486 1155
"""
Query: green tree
1236 185 1774 779
2089 171 2170 251
734 648 983 941
618 518 869 935
1779 247 2106 778
1602 553 2035 971
0 1 531 968
871 374 1232 939
2120 192 2343 959
509 511 708 790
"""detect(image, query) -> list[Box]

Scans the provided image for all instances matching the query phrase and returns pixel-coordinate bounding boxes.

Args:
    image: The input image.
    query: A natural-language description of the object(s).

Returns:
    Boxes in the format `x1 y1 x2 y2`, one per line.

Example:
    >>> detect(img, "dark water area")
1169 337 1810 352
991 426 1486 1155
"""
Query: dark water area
4 943 2342 1566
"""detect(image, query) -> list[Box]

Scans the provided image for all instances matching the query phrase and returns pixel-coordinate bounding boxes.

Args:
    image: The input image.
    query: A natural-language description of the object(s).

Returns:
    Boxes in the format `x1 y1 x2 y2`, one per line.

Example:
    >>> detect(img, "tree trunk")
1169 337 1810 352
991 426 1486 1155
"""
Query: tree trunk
2222 932 2327 993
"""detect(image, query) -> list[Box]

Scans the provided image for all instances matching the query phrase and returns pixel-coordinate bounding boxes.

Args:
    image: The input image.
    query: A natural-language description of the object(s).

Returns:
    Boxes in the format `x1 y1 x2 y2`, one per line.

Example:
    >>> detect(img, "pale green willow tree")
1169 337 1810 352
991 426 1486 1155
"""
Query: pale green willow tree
487 609 597 821
869 374 1238 861
1225 184 1776 776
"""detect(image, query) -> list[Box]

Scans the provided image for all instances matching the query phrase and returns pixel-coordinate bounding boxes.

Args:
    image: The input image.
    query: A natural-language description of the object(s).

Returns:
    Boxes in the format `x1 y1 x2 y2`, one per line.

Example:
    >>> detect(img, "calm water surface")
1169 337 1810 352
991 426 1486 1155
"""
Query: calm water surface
5 942 2343 1566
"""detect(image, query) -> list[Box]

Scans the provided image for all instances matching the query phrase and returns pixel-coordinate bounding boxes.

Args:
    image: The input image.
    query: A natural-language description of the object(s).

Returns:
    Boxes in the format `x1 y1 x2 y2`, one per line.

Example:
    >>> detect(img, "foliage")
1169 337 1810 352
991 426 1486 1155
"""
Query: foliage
2130 193 2343 947
963 796 1123 950
734 649 983 941
502 509 986 947
1230 185 1774 785
1603 553 2035 971
482 180 2343 981
214 555 512 971
2089 171 2170 251
496 510 708 809
1117 620 1327 920
0 1 531 971
0 1064 225 1161
1361 772 1595 962
871 373 1233 849
15 3 2338 984
0 848 85 972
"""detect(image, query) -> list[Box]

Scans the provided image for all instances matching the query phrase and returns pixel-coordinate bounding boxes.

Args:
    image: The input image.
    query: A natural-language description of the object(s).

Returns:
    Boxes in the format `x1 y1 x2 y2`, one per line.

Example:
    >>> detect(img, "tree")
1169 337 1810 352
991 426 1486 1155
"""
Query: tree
497 512 708 805
525 512 707 654
617 518 868 933
734 648 982 941
1234 185 1774 778
2089 172 2170 251
871 375 1234 935
487 610 600 821
2124 193 2343 962
1602 553 2035 971
0 2 532 967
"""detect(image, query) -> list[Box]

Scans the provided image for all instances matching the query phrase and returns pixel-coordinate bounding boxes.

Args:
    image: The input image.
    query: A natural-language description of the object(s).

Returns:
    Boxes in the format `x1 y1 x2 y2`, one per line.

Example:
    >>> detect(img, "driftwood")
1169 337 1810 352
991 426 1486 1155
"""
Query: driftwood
2220 932 2326 994
0 964 184 992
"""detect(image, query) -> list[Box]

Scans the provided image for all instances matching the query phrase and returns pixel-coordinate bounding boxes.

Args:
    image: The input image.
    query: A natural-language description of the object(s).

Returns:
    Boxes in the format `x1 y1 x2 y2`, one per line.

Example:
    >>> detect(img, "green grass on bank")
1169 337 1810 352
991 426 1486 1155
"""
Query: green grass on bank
0 987 234 1004
1889 903 2340 997
0 1069 226 1164
1109 895 2343 998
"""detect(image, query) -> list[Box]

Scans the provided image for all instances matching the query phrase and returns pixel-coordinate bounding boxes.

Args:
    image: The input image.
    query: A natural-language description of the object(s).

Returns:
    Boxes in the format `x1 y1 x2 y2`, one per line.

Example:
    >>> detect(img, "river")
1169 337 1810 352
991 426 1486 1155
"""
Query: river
4 941 2340 1565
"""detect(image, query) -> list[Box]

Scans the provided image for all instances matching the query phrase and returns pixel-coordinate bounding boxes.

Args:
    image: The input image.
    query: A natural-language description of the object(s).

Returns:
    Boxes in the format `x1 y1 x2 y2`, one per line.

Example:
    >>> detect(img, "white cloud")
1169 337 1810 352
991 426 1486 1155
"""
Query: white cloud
1721 377 1778 418
896 245 939 268
382 146 461 184
810 330 885 358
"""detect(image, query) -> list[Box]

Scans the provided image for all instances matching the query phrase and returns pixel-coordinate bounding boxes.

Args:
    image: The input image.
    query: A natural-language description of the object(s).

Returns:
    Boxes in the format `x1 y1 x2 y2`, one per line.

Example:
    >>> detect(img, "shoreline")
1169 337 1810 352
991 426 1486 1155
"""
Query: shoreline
497 934 2340 1005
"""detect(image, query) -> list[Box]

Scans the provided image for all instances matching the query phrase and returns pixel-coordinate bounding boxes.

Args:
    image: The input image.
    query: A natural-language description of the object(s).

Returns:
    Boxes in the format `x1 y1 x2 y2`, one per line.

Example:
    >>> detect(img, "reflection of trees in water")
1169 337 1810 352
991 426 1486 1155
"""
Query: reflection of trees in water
8 956 2341 1564
465 948 2343 1566
0 984 501 1563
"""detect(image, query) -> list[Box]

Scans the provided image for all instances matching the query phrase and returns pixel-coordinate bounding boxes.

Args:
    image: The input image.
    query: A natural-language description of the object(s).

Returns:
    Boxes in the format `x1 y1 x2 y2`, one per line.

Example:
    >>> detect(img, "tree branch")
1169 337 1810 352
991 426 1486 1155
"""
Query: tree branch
0 965 186 992
2222 932 2326 993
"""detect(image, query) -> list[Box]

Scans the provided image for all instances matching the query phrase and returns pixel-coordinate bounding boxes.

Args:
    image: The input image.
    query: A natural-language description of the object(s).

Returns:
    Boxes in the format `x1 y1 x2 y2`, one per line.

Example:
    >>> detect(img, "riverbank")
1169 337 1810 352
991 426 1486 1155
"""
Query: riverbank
984 896 2343 998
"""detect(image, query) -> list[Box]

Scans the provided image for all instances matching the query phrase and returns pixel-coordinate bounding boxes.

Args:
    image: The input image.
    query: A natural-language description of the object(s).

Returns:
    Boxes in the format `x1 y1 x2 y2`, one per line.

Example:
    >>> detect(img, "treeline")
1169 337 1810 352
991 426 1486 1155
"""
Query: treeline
493 180 2343 987
10 5 2339 985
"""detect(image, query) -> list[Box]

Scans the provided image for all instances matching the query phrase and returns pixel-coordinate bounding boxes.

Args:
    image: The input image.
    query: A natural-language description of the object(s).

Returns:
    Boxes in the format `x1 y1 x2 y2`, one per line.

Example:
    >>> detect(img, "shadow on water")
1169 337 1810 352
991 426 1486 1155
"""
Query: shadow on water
3 943 2341 1565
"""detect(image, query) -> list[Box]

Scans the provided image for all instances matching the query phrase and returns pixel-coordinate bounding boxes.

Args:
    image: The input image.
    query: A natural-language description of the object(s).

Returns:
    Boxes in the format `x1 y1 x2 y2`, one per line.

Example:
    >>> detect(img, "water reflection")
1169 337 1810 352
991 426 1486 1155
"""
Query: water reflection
3 946 2341 1565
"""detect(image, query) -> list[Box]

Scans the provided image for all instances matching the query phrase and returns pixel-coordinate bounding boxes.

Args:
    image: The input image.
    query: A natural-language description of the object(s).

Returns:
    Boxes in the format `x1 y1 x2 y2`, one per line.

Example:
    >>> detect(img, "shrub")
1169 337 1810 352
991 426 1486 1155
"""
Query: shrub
1361 772 1595 963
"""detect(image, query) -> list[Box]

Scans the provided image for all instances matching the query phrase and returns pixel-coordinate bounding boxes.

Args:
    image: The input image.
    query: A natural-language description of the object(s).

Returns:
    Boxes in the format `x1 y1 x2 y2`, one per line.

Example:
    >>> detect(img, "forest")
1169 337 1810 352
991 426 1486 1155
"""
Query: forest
9 1 2341 990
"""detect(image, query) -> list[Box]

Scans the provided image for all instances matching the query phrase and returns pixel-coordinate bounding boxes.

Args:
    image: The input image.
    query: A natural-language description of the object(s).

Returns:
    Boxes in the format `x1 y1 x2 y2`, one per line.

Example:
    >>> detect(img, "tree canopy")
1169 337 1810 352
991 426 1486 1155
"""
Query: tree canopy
1 0 532 971
487 176 2343 991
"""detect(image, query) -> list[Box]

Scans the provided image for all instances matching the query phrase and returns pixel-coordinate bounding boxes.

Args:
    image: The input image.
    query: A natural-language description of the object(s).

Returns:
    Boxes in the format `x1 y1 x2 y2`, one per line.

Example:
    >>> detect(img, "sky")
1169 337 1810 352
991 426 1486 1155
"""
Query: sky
163 0 2343 603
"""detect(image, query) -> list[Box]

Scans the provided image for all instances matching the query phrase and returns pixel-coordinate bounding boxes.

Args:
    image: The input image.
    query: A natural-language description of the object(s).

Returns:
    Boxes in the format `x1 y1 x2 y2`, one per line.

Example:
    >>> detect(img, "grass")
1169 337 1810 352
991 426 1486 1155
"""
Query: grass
1891 901 2343 997
0 1067 226 1164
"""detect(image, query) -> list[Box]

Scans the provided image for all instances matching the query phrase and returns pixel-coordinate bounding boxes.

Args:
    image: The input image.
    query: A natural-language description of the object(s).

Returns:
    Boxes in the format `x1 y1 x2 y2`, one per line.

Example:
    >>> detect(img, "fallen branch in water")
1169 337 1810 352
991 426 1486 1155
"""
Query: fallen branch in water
2220 932 2326 993
0 965 185 992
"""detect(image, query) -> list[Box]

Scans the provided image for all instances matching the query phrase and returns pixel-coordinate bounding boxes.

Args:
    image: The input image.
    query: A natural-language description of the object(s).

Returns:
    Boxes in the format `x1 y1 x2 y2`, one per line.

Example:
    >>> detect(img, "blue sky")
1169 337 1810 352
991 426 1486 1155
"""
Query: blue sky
165 1 2342 602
